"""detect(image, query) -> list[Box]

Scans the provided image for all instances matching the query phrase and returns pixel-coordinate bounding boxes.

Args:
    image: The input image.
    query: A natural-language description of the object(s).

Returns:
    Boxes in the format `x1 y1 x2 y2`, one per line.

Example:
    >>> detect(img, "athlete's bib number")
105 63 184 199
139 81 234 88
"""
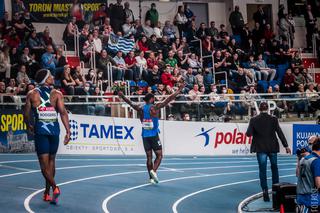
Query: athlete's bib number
37 107 58 121
142 119 154 130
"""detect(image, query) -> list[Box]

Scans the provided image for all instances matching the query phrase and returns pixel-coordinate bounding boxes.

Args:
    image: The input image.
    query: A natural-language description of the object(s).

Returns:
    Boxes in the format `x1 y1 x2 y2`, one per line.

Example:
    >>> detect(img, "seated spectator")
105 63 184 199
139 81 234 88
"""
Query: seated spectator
16 65 30 85
88 86 106 116
187 53 201 72
161 66 175 87
283 68 295 92
125 51 139 81
157 52 166 72
233 68 249 93
295 84 308 117
176 50 189 70
97 49 117 80
73 65 87 89
28 30 45 59
148 34 161 53
306 83 320 111
93 29 102 53
165 50 178 68
137 36 149 52
185 20 197 42
163 21 176 40
82 33 95 60
135 51 148 79
247 55 262 81
41 28 57 51
56 47 67 69
145 65 161 87
188 84 202 102
263 24 275 43
0 46 11 79
153 22 163 38
197 23 208 39
302 68 313 84
184 67 198 90
172 68 183 86
219 24 228 39
147 52 158 70
143 20 154 38
63 17 77 50
61 65 76 95
85 68 97 86
113 50 130 80
214 50 227 72
255 54 276 81
20 47 40 79
294 68 306 87
202 36 214 57
291 52 303 69
41 45 63 77
154 83 166 101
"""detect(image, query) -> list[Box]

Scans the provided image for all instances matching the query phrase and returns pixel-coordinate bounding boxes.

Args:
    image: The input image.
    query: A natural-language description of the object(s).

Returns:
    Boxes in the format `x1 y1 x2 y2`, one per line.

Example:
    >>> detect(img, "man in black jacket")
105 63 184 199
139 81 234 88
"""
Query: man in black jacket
304 5 317 50
246 102 291 201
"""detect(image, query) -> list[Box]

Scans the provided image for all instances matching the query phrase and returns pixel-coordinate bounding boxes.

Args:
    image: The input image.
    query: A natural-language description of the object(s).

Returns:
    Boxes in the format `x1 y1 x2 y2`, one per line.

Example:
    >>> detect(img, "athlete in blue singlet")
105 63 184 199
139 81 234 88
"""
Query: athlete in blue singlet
118 82 185 184
24 69 70 204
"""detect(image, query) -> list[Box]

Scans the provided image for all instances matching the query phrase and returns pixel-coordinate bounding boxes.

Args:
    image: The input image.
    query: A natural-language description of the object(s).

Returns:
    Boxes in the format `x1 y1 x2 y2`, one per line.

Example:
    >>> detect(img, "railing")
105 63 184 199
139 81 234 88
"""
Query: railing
310 62 316 81
106 62 114 91
213 71 228 88
90 44 96 70
312 33 317 58
73 25 80 57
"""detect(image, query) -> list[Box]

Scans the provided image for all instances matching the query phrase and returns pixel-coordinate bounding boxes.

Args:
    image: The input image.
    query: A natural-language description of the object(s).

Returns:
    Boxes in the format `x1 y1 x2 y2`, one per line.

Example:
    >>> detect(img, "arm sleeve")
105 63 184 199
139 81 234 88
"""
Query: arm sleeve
275 118 288 147
246 119 254 137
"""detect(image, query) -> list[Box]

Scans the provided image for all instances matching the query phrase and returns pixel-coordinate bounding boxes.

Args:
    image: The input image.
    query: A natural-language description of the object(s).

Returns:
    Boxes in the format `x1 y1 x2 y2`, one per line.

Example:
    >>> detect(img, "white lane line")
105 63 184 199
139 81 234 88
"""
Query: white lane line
17 187 40 191
0 164 36 172
101 168 295 213
172 174 295 213
0 158 295 165
0 162 295 179
237 190 269 213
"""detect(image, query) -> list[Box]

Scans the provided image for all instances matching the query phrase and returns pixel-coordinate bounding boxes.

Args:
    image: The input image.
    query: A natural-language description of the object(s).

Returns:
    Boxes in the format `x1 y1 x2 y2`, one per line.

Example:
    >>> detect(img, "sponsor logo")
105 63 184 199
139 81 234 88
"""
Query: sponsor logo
196 127 252 149
68 119 135 142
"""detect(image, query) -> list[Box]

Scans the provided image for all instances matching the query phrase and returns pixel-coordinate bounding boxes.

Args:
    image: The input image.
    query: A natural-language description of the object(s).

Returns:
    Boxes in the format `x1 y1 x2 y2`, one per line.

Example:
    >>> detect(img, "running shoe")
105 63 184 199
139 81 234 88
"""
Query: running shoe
43 193 52 202
50 186 60 205
150 170 159 183
149 179 156 184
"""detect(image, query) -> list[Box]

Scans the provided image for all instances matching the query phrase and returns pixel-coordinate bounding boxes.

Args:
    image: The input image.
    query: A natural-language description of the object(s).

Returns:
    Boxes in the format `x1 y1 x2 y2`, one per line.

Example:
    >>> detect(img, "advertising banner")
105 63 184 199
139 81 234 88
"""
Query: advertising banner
58 114 293 156
292 124 320 154
58 114 148 155
15 0 105 23
0 109 35 153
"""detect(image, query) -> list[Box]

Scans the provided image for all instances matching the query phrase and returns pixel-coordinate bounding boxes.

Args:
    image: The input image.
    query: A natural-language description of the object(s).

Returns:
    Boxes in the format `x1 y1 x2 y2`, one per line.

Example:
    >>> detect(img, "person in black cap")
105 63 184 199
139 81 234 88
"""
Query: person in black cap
118 81 185 184
246 102 291 201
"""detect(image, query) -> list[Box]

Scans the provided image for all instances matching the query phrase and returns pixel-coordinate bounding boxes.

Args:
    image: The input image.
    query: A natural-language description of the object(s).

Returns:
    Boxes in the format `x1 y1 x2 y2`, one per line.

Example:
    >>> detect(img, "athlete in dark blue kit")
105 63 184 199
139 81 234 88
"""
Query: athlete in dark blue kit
118 82 185 184
24 69 70 204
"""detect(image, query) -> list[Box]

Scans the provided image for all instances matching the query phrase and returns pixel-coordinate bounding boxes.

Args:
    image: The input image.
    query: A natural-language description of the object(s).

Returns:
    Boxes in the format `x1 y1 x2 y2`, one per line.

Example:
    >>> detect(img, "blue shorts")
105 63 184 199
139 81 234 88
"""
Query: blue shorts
34 134 60 156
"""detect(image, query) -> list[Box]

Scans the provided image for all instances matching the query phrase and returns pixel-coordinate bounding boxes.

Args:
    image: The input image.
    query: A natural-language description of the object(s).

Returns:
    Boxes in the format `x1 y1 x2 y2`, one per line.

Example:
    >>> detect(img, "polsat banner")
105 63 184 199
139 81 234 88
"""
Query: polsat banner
0 109 35 153
15 0 106 23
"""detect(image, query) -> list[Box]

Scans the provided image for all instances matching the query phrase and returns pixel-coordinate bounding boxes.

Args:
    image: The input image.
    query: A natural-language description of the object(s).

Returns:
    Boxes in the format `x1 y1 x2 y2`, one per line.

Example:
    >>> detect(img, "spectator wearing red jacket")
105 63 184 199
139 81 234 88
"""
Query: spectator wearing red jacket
161 66 174 87
283 68 295 92
147 52 158 69
137 36 149 52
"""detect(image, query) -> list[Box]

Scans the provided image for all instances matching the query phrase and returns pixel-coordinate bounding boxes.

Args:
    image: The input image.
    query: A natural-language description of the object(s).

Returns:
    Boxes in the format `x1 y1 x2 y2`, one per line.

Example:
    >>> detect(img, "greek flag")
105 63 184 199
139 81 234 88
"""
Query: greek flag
108 33 135 54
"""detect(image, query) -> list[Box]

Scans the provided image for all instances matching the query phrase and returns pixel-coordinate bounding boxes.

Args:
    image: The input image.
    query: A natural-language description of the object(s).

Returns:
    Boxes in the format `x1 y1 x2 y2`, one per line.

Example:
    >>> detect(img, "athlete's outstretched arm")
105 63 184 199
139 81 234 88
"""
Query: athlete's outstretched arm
56 92 70 145
154 82 185 110
118 91 142 112
23 91 34 134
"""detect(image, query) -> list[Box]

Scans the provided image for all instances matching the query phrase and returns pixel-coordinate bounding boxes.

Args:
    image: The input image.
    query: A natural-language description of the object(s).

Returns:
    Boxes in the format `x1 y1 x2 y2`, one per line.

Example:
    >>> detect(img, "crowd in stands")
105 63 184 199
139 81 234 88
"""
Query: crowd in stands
0 0 319 119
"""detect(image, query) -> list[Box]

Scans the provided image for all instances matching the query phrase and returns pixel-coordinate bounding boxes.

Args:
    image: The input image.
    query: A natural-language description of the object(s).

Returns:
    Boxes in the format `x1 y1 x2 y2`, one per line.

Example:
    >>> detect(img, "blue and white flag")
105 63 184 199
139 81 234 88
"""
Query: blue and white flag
108 33 135 54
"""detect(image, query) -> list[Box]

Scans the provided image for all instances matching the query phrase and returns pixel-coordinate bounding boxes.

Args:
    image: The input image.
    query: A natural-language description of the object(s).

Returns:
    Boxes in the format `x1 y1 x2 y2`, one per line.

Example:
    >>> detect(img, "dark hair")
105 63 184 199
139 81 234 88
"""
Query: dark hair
312 137 320 151
259 102 268 111
35 69 50 84
143 93 154 102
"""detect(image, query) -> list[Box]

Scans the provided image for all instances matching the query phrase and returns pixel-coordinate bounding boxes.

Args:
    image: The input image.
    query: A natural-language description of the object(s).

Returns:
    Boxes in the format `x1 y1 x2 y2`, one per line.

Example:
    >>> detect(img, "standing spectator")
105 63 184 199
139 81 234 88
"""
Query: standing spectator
70 0 84 28
196 23 207 39
145 3 159 28
124 2 134 24
304 5 317 50
110 0 125 33
12 0 26 15
41 28 56 51
93 4 107 26
61 65 76 95
263 24 275 44
246 102 291 202
219 24 229 39
0 46 11 79
122 18 136 37
288 13 295 48
62 17 77 50
184 4 194 22
278 14 290 41
229 5 245 35
174 6 188 38
253 5 267 29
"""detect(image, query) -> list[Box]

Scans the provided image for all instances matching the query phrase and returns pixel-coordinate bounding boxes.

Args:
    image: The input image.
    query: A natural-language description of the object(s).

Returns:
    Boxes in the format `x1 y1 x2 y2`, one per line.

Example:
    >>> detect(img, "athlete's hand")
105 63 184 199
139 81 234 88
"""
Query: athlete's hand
27 125 34 135
64 131 71 145
118 91 124 98
285 147 291 154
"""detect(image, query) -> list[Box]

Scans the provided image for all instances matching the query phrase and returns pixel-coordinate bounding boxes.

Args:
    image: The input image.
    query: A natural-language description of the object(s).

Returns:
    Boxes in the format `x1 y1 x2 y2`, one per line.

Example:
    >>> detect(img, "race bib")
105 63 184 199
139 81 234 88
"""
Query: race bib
142 119 154 130
37 106 58 121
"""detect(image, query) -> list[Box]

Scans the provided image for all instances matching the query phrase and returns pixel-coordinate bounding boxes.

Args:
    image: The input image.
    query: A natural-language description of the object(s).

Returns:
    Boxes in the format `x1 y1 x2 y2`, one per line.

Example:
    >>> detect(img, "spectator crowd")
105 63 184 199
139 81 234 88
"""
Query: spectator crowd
0 0 319 119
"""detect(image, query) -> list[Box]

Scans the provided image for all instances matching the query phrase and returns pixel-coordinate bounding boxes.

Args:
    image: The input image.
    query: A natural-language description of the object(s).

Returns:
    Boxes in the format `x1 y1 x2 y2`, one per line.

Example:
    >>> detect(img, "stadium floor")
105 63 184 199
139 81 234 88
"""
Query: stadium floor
0 154 297 213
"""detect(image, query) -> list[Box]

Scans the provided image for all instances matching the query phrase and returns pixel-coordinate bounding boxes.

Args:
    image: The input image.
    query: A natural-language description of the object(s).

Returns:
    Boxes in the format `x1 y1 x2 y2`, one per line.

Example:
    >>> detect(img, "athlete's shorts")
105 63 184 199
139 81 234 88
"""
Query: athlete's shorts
142 135 162 152
34 134 60 156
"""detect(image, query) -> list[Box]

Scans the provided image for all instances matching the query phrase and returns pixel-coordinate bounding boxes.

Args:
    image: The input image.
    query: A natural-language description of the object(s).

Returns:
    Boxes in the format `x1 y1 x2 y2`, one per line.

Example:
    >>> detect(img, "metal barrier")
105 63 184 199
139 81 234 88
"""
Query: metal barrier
213 71 228 88
73 25 80 57
310 62 316 81
190 39 202 68
106 62 114 91
312 33 317 58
